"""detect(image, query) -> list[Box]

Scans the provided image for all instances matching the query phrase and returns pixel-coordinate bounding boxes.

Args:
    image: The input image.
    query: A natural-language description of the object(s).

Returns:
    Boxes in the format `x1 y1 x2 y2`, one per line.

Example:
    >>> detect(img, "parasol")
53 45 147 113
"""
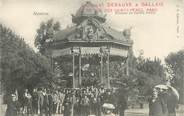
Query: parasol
167 85 179 100
102 103 115 110
155 84 168 90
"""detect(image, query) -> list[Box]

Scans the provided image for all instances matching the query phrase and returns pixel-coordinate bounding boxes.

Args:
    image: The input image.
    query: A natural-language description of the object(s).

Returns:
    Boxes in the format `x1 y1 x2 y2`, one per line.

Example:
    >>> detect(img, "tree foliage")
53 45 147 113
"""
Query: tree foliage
0 24 52 93
34 19 60 55
127 51 166 98
165 49 184 103
136 53 165 77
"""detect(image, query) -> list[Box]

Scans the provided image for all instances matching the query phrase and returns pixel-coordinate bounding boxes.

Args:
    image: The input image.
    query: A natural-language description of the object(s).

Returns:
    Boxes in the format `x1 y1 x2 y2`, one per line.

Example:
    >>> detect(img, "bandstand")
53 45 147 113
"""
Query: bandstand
46 1 133 88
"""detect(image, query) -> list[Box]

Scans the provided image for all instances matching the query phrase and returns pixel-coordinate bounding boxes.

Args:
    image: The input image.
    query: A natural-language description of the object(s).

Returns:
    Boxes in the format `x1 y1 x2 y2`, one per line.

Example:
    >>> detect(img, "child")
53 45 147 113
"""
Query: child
102 103 115 116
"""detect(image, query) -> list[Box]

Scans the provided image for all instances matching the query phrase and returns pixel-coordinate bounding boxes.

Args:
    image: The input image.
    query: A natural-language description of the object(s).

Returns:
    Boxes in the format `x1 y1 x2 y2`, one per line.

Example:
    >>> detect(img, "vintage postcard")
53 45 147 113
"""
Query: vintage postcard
0 0 184 116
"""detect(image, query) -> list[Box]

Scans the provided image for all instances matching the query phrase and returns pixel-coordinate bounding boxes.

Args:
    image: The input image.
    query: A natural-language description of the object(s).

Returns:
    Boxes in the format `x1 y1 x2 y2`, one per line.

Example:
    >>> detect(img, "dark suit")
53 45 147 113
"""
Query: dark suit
37 91 44 116
118 95 127 116
48 94 54 116
167 93 178 116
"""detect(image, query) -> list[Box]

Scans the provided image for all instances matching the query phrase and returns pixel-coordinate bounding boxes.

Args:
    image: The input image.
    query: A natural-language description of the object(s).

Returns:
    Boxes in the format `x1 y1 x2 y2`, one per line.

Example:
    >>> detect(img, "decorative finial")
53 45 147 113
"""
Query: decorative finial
123 27 132 39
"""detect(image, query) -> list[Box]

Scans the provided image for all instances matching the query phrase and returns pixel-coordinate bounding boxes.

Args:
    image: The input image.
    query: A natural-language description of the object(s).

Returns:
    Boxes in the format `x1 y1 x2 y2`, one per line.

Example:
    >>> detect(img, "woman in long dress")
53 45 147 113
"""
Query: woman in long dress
149 88 168 116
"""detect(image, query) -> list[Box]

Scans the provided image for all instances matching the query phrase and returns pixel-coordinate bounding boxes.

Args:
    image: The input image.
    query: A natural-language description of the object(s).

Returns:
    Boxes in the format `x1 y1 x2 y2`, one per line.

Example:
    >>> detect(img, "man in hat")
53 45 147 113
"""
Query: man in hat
63 96 72 116
117 88 127 116
32 88 38 114
104 89 114 104
37 88 44 116
5 94 19 116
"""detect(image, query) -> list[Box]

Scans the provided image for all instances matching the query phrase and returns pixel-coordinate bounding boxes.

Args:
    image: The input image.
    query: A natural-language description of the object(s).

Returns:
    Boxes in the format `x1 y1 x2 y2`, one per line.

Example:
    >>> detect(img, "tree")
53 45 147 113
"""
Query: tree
0 24 52 93
136 55 165 78
121 50 167 106
34 19 60 55
165 49 184 104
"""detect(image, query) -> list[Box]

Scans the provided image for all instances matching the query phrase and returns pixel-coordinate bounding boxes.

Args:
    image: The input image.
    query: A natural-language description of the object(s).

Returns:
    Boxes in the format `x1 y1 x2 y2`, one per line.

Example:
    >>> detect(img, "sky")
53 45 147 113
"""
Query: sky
0 0 184 62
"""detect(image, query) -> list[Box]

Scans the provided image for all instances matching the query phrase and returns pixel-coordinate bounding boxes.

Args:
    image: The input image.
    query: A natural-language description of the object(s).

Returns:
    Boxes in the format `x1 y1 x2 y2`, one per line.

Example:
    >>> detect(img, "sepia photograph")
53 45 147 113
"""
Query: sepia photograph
0 0 184 116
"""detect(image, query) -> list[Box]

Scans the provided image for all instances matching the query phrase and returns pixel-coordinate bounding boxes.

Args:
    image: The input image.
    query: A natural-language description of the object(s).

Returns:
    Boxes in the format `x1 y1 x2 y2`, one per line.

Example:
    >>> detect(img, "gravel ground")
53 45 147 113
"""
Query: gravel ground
1 104 183 116
125 104 184 116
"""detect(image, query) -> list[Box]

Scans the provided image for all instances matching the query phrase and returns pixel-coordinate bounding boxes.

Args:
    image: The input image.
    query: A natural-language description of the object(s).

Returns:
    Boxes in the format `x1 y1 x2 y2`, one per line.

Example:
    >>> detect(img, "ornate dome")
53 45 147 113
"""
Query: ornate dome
72 1 106 24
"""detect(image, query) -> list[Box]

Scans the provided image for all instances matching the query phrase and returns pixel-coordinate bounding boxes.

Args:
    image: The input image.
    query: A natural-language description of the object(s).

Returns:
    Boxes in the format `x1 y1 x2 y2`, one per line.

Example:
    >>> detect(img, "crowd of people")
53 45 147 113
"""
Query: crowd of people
5 86 127 116
4 84 179 116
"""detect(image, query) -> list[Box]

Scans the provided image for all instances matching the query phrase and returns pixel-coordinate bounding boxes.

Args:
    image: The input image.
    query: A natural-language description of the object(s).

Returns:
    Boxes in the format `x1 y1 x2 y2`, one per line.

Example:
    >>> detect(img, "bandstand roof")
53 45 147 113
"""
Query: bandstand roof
53 24 129 42
47 1 133 58
53 26 76 41
72 1 106 24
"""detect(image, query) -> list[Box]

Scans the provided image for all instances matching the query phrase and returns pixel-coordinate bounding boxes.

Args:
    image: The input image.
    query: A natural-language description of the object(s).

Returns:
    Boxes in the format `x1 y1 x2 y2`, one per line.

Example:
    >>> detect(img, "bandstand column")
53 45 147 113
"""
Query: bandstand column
107 48 110 88
126 56 129 76
71 50 75 116
50 56 54 72
100 53 103 85
79 51 82 87
72 52 75 88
